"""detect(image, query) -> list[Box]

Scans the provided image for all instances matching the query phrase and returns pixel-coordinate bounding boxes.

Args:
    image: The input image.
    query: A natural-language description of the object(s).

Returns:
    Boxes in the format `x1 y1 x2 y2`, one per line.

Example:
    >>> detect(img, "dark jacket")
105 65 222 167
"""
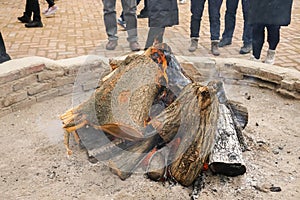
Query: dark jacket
148 0 179 28
249 0 293 26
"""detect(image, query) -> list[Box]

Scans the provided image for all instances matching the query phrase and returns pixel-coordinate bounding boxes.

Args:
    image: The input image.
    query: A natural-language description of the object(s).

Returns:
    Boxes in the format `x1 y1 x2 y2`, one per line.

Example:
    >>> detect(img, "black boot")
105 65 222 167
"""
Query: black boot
0 32 11 64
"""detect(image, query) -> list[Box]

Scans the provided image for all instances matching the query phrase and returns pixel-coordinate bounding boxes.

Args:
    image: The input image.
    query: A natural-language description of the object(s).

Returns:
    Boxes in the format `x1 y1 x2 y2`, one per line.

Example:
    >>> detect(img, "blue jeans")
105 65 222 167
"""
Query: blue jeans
120 0 141 20
190 0 223 41
222 0 252 45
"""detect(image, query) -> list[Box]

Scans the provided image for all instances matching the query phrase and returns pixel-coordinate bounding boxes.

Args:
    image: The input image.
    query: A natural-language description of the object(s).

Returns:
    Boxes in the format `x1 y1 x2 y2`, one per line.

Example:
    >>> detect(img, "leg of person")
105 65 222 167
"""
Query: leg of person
103 0 118 50
145 27 165 49
208 0 223 56
239 0 252 54
117 12 126 29
0 32 11 64
265 25 280 64
251 24 265 60
18 0 32 23
25 0 43 28
219 0 238 47
189 0 205 52
44 0 58 17
138 0 148 18
122 0 140 51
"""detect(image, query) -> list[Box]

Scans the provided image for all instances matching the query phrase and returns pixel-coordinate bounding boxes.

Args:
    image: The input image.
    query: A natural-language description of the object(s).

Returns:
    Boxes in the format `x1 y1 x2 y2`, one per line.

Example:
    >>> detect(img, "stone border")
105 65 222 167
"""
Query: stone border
0 55 299 118
0 55 109 118
178 56 300 99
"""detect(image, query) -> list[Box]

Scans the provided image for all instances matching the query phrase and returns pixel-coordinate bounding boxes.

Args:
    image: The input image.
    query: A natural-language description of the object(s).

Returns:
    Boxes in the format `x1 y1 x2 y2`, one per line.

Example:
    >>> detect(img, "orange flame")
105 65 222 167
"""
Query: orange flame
150 47 169 84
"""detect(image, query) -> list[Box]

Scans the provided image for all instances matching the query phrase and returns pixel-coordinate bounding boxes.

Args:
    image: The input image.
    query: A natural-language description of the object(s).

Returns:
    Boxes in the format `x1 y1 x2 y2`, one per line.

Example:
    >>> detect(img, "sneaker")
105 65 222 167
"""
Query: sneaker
239 43 252 54
42 8 49 14
18 15 31 23
264 49 276 65
129 41 141 51
188 38 198 52
117 17 126 29
44 5 58 17
106 40 118 50
179 0 186 4
25 21 43 28
218 38 232 47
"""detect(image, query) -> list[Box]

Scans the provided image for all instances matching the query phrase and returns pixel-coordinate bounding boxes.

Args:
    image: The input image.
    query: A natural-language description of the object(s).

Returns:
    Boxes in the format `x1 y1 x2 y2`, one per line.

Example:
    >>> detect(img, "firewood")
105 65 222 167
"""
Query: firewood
147 82 219 186
146 146 169 181
60 43 250 186
208 104 246 176
208 81 247 176
108 134 163 180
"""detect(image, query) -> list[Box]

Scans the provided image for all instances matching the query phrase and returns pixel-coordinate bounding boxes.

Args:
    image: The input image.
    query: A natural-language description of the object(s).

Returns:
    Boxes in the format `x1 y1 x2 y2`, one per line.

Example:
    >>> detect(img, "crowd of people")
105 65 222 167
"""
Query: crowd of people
2 0 293 65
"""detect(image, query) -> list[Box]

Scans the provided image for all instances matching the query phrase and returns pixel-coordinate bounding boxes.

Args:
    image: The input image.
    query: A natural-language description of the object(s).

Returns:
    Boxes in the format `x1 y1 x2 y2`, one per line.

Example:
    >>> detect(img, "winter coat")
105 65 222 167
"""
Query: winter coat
249 0 293 26
148 0 179 28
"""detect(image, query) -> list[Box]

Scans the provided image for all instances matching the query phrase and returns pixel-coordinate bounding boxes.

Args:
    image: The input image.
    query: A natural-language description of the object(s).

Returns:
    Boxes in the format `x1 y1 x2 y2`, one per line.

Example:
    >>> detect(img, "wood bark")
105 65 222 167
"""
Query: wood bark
208 104 246 176
146 82 219 186
68 53 162 139
60 44 249 185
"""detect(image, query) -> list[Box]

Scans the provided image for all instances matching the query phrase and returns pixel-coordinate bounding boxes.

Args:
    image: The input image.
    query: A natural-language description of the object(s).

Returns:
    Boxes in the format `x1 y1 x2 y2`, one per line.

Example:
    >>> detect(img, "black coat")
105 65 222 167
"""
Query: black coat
249 0 293 26
148 0 179 28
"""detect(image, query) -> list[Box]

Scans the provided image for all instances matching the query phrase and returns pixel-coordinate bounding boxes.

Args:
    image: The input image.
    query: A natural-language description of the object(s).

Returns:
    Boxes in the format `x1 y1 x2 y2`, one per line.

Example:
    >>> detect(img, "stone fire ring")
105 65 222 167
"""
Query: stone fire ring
0 54 299 118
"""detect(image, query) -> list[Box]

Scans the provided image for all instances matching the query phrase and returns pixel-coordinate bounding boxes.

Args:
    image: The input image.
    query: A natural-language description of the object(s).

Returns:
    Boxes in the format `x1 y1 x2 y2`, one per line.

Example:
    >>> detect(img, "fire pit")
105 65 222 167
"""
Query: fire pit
0 45 299 199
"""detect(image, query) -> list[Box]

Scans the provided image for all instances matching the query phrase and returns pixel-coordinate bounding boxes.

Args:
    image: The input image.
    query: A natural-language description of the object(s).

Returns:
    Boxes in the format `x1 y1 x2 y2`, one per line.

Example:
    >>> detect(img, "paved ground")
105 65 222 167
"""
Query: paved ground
1 0 299 71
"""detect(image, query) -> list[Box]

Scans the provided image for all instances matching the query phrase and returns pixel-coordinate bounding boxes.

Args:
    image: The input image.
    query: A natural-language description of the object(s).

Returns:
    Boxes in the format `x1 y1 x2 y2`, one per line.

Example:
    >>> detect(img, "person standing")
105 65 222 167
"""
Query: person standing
18 0 43 28
219 0 252 54
188 0 223 56
102 0 140 51
249 0 293 64
144 0 179 49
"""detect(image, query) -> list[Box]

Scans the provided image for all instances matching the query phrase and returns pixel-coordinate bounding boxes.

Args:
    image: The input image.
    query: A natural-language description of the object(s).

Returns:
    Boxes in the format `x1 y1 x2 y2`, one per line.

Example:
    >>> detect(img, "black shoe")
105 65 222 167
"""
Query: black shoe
239 43 252 54
0 53 11 64
218 38 232 47
18 15 31 23
25 21 43 28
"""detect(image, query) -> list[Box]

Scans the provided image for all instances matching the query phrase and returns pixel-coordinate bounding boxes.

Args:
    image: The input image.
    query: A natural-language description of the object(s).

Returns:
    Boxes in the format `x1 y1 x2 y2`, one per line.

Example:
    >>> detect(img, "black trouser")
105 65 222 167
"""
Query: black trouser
252 24 280 59
46 0 55 8
0 32 11 64
24 0 41 22
145 27 165 49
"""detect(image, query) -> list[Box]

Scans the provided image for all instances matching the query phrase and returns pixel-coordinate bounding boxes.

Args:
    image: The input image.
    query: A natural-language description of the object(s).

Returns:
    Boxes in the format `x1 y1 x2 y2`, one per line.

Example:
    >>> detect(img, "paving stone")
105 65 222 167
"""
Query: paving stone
0 0 299 74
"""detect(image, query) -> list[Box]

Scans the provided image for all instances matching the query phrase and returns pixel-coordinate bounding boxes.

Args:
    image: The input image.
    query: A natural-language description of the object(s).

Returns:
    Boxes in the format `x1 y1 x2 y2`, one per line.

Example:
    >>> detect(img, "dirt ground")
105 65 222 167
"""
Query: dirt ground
0 81 300 199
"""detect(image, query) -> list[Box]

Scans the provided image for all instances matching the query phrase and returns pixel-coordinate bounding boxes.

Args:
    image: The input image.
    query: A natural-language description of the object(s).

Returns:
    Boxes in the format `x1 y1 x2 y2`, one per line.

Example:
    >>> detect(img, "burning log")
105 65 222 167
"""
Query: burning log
60 43 248 187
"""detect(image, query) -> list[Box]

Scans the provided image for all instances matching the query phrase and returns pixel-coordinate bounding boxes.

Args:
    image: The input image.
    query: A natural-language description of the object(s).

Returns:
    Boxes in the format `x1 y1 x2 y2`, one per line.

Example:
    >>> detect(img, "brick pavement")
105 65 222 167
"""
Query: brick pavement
0 0 299 71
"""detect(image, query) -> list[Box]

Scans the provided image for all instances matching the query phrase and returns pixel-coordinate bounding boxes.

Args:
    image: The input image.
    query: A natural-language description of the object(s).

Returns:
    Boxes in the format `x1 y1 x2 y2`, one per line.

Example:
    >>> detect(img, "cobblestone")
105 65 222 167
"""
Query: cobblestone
0 0 299 71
